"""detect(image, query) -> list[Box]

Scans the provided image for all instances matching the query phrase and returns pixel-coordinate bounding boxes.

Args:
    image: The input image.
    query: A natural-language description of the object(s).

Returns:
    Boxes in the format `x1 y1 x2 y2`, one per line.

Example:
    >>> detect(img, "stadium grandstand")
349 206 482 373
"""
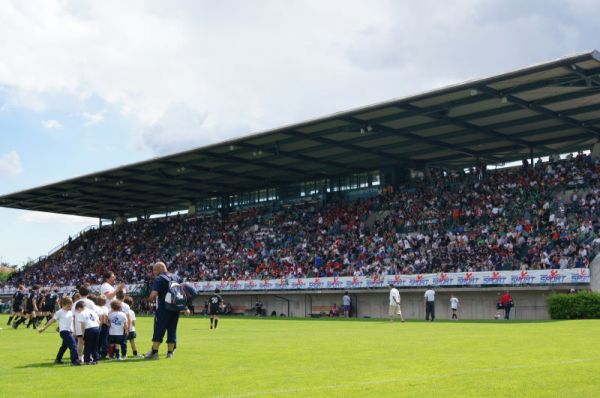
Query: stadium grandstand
2 50 600 319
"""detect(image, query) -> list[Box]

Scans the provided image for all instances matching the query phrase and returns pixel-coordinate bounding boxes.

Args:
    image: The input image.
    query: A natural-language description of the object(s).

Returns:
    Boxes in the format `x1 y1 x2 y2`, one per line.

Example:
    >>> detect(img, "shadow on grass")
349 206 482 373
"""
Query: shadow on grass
15 362 58 369
17 358 147 369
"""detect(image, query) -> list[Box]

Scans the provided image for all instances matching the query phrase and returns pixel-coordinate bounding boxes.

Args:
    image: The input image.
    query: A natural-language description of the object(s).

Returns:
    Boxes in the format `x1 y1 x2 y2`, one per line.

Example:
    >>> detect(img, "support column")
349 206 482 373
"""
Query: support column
591 142 600 161
530 146 534 166
220 196 230 219
590 254 600 293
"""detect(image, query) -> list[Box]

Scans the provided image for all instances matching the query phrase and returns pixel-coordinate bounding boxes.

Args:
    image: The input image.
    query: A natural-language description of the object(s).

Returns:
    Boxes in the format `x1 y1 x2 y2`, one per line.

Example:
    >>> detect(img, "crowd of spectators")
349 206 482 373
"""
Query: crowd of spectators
6 152 600 288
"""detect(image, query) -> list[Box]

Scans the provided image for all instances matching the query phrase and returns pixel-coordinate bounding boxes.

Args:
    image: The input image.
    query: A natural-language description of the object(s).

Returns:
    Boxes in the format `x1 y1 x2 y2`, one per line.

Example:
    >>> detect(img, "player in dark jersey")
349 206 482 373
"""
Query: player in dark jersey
208 289 223 330
43 289 60 324
7 285 25 327
34 290 46 328
181 282 199 315
14 285 40 329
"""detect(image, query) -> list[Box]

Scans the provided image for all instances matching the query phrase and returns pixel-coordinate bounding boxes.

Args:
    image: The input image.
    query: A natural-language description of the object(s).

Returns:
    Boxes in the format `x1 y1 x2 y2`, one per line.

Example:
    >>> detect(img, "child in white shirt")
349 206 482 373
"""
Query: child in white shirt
75 301 100 364
108 300 129 360
96 295 110 359
123 296 140 357
72 287 96 362
39 297 80 366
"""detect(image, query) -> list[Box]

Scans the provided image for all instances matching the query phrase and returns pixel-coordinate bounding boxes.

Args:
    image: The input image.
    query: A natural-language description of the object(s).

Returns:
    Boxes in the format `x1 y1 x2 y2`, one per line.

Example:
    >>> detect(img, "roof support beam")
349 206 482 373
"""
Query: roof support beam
234 141 371 171
395 102 533 147
339 115 503 163
121 164 252 193
395 98 562 154
472 132 595 157
565 64 600 87
237 82 600 168
259 105 591 167
478 85 600 141
1 175 199 209
142 159 269 184
199 149 366 180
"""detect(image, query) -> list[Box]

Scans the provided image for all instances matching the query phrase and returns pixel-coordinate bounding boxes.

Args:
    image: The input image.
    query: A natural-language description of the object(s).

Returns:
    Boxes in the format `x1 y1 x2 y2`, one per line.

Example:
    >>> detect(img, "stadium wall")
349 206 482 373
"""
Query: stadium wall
193 286 582 320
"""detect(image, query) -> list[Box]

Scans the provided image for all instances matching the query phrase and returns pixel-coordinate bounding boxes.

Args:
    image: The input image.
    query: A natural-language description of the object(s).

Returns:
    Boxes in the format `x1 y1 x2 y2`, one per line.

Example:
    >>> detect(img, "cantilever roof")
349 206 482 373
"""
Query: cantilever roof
2 50 600 219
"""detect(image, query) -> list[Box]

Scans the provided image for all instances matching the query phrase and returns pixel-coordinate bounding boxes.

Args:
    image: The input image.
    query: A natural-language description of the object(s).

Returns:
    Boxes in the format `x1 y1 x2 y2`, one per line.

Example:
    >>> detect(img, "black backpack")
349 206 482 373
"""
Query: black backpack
161 274 187 312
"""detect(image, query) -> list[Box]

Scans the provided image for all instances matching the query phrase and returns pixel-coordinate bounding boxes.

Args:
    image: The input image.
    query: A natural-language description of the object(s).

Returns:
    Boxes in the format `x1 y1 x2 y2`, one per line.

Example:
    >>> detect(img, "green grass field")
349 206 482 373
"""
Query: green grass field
1 315 599 397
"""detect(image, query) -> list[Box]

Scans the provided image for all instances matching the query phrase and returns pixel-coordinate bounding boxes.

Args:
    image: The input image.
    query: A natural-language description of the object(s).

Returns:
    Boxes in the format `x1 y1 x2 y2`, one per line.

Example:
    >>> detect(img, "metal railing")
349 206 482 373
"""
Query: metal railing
36 224 98 263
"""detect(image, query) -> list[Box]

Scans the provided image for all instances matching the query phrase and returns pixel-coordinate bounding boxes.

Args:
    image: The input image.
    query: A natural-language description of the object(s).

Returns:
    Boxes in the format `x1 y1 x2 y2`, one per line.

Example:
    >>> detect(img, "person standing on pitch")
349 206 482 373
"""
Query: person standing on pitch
388 284 404 322
342 291 351 318
208 289 223 329
7 285 25 327
449 294 459 320
101 271 126 309
424 285 435 321
182 282 199 315
145 262 184 359
500 291 514 320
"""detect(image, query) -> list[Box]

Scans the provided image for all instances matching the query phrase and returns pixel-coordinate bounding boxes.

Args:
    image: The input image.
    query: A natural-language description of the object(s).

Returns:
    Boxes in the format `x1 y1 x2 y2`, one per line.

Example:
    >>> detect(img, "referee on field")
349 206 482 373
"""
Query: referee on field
424 285 435 321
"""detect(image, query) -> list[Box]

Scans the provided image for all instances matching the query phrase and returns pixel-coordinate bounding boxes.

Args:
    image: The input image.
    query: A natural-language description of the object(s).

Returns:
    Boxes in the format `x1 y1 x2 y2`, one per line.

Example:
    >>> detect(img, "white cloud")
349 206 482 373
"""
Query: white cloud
0 151 23 177
0 1 597 155
18 211 95 225
137 103 207 154
42 119 63 129
83 110 106 126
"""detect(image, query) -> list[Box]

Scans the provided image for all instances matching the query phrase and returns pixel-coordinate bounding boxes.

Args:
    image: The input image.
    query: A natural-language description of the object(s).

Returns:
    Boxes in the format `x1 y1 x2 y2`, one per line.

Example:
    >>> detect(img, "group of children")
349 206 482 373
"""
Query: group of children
38 286 140 366
9 281 224 366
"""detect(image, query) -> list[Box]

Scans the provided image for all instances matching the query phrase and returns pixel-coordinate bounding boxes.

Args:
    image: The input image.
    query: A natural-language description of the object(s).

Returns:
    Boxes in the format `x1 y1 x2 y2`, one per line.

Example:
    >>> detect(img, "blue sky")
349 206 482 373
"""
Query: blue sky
1 0 599 265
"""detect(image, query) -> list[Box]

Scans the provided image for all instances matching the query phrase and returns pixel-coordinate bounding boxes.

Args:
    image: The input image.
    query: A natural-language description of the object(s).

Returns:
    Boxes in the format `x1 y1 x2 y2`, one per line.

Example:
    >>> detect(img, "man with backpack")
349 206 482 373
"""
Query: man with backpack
145 262 186 360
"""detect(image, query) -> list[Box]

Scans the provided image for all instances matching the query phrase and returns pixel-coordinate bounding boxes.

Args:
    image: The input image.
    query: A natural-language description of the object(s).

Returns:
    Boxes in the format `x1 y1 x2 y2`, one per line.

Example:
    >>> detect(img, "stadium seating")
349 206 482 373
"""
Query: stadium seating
5 152 599 288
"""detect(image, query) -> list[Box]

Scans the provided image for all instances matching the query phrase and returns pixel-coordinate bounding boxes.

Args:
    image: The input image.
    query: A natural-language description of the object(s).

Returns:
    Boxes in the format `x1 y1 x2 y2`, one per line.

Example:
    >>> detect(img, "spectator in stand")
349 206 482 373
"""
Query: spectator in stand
4 154 599 290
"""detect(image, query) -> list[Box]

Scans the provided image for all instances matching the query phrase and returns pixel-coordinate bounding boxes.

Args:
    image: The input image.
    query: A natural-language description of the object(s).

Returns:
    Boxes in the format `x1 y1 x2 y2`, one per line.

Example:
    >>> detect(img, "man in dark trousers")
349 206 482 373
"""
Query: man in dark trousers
208 289 223 329
14 285 40 329
7 285 25 327
500 291 514 320
43 288 60 324
424 285 436 321
181 282 199 315
145 262 182 359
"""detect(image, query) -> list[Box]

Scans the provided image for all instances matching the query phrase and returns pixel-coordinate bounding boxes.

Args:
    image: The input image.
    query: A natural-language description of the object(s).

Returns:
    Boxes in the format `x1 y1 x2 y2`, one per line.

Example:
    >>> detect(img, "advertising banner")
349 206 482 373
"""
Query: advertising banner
189 268 591 292
0 269 589 295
